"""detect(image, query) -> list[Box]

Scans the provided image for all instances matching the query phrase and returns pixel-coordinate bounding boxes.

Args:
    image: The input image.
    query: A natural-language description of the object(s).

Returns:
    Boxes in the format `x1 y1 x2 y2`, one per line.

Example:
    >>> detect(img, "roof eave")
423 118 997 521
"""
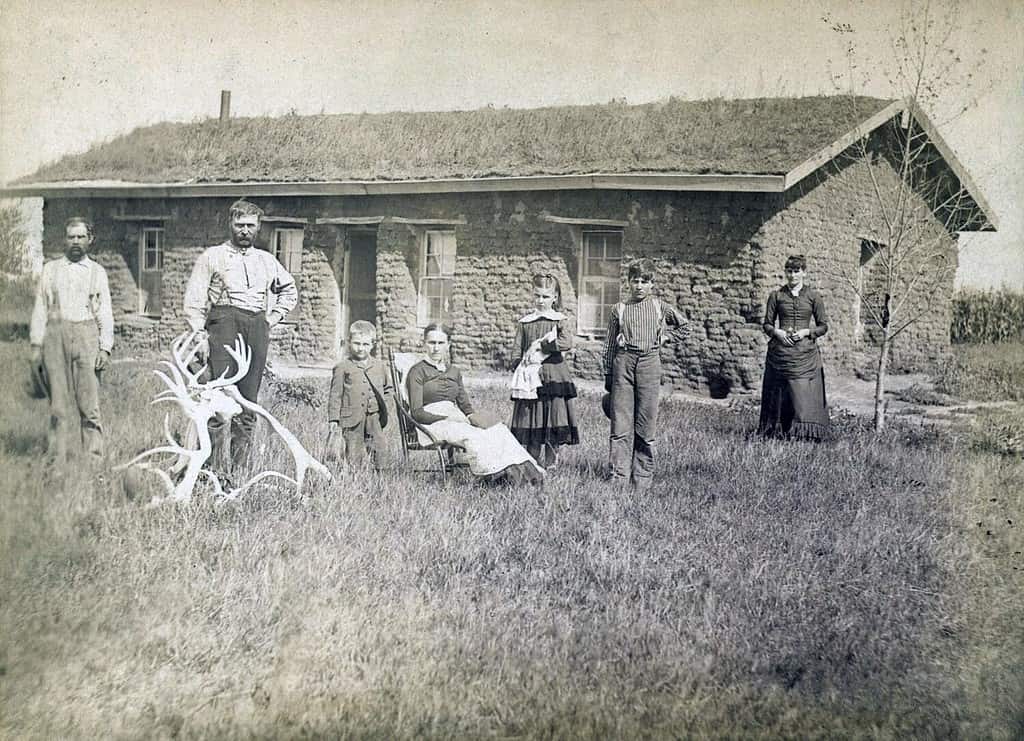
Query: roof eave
0 172 788 199
904 100 999 232
783 98 998 232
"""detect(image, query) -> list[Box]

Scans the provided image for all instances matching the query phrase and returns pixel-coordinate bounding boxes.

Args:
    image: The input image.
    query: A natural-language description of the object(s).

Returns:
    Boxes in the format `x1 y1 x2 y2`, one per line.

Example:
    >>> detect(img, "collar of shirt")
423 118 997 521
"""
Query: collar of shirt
519 309 565 323
59 256 93 269
225 241 255 256
422 356 448 373
785 284 805 297
624 295 656 306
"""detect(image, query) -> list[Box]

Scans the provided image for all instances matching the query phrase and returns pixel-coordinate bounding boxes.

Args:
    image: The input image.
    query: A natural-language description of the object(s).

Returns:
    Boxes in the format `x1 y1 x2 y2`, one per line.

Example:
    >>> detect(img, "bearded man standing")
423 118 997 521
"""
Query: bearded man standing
30 216 114 464
183 199 298 466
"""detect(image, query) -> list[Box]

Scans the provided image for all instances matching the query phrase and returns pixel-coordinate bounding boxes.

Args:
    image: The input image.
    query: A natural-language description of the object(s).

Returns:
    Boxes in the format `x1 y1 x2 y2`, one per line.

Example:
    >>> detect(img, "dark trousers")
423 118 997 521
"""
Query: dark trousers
608 349 661 486
205 305 269 466
327 412 385 471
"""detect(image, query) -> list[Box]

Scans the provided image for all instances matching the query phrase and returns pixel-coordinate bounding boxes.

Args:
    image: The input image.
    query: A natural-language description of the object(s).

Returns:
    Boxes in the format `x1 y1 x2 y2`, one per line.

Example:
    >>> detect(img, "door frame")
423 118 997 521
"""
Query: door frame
340 227 378 341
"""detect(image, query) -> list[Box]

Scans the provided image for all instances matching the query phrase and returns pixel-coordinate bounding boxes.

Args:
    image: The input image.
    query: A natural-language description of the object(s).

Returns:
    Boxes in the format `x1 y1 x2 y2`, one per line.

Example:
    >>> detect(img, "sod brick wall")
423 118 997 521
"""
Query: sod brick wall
40 138 957 394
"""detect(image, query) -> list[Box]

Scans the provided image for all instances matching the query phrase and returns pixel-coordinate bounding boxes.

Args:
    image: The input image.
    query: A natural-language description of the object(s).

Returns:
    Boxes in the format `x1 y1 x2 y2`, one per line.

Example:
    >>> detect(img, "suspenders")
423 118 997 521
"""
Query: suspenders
48 259 100 321
615 299 664 350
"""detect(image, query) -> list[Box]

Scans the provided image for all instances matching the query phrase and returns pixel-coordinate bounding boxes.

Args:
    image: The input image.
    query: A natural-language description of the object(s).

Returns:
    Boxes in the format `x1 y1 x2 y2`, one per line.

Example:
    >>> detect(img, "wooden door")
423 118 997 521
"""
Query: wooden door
344 231 377 334
139 226 163 316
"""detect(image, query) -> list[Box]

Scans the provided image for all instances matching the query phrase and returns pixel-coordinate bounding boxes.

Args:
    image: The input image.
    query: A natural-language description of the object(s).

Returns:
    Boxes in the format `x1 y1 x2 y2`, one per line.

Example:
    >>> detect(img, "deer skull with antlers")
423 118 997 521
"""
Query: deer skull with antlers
117 331 331 505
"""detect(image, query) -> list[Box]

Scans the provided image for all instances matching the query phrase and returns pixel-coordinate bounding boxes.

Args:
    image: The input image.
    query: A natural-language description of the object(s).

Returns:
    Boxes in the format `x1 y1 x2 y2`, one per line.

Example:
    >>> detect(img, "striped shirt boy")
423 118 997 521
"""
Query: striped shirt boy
603 296 686 375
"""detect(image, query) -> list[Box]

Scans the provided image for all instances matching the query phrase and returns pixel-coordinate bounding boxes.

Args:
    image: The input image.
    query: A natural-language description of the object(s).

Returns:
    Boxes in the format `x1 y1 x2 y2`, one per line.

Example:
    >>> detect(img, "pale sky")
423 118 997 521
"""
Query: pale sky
1 0 1021 287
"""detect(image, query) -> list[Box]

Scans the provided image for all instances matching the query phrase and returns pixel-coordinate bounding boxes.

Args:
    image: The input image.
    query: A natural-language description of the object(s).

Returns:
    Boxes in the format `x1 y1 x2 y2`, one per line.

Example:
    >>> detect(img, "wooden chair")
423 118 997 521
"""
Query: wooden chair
388 349 467 483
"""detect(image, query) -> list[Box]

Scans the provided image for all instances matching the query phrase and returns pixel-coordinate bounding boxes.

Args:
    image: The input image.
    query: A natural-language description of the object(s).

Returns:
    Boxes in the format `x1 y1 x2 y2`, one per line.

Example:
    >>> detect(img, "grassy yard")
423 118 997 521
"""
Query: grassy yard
0 339 1021 739
938 341 1024 403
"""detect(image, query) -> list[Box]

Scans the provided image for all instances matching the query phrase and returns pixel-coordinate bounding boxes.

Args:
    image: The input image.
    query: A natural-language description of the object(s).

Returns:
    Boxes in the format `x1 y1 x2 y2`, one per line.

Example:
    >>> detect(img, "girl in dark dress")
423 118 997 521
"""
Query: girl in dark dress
509 274 580 467
758 255 831 440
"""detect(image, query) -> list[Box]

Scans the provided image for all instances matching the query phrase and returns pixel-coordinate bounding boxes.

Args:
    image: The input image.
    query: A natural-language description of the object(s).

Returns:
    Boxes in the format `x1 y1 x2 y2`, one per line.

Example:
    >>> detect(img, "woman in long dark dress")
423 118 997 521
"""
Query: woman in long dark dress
758 254 831 440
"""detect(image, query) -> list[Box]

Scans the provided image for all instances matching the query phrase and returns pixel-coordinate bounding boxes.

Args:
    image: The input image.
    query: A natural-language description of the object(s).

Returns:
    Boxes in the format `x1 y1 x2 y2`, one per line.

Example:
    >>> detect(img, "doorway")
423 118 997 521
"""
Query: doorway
343 230 377 337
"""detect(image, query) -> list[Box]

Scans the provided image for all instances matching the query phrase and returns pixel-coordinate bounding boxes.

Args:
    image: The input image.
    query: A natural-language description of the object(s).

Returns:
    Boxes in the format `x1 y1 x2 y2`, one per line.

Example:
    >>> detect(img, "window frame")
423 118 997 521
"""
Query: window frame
136 225 164 317
856 238 887 341
576 228 624 337
271 227 304 321
417 229 457 328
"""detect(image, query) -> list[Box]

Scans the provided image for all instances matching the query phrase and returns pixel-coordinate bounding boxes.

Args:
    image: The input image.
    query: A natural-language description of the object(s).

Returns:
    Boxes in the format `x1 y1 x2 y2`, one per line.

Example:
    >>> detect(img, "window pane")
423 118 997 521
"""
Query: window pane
425 255 441 277
427 231 456 275
577 279 600 332
142 229 164 271
441 245 456 275
426 231 439 254
420 232 456 324
274 229 303 274
439 252 451 275
583 231 622 281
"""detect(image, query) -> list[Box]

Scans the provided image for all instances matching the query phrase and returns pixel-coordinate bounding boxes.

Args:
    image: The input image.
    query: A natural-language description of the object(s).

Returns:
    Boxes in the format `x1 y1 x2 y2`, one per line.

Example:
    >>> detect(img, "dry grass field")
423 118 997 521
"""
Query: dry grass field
0 333 1021 738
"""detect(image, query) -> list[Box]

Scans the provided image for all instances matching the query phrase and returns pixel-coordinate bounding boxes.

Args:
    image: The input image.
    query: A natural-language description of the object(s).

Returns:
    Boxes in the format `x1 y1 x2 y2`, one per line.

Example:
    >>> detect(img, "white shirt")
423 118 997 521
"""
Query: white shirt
30 256 114 352
182 241 298 332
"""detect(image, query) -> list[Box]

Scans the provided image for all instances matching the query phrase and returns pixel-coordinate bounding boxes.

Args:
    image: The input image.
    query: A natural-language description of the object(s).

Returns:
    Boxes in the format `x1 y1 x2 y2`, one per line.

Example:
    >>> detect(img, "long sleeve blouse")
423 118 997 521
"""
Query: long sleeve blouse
406 360 475 425
762 285 829 377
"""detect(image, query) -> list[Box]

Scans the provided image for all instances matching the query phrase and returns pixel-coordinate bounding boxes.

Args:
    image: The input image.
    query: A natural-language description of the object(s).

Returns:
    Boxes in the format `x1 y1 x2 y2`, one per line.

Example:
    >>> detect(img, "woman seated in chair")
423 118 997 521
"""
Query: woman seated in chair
406 323 545 486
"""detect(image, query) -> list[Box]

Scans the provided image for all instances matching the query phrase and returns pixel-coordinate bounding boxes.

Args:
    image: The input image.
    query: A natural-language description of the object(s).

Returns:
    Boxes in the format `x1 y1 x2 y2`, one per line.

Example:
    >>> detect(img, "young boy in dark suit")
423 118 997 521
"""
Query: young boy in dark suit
327 321 393 471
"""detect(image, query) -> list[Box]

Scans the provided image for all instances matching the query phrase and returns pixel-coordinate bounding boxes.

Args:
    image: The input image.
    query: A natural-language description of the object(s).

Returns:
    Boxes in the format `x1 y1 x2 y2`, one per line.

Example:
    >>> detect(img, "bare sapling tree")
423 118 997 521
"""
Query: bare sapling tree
824 1 992 430
0 201 29 275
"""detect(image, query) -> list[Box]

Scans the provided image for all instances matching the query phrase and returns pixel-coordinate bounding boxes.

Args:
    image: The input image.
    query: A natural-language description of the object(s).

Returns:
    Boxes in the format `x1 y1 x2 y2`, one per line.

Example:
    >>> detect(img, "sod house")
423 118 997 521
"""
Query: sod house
4 96 996 396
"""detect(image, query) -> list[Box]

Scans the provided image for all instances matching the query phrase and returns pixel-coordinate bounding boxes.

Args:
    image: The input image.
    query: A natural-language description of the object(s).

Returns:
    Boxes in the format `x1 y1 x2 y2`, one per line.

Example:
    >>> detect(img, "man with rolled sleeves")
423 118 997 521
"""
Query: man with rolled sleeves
183 199 298 466
30 216 114 464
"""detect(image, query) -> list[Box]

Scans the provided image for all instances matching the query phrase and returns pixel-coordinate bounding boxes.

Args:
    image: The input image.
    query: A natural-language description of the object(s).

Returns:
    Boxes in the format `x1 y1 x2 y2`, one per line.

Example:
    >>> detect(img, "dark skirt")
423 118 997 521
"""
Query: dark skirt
758 362 831 440
510 384 580 448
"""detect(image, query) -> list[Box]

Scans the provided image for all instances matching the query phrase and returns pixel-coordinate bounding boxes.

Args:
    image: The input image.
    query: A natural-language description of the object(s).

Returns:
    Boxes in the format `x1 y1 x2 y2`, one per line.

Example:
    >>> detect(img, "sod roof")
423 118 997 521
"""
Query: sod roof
20 96 893 185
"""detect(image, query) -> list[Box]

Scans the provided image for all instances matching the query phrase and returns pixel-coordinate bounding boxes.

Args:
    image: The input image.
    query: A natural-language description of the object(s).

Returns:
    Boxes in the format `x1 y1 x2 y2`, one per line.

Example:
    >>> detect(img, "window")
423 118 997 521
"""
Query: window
418 230 456 326
577 229 623 335
137 227 163 316
273 228 304 275
272 228 304 319
856 239 887 342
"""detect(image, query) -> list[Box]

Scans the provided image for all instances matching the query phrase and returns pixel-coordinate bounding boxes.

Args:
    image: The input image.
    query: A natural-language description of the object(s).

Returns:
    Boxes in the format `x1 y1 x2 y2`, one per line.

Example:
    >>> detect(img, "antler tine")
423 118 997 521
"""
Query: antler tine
168 420 198 476
205 333 251 389
162 413 177 446
197 470 226 499
152 368 194 409
128 462 177 508
223 386 332 491
216 471 298 503
115 444 192 470
157 361 186 389
170 331 205 387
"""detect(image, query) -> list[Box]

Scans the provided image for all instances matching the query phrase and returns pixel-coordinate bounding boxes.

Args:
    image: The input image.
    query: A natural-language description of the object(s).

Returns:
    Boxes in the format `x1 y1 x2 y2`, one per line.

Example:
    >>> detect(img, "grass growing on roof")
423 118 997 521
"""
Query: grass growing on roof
0 338 1020 738
21 96 891 185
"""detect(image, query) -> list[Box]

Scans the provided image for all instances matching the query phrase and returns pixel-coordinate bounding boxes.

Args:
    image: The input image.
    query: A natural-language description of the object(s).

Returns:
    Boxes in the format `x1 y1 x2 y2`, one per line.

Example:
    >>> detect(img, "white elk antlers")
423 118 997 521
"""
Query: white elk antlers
117 331 331 505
